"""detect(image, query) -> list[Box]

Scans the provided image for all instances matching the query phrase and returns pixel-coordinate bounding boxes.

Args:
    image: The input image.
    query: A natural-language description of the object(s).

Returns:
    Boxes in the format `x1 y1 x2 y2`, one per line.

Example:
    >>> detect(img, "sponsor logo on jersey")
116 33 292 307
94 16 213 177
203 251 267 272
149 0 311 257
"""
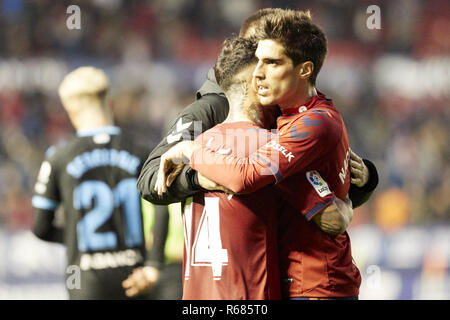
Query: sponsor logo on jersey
265 140 295 162
167 118 193 144
306 170 331 197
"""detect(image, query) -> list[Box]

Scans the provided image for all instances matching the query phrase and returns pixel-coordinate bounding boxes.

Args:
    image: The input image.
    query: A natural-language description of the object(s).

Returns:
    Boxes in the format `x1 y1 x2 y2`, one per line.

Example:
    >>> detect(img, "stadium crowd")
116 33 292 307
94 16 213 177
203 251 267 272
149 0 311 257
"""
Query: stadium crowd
0 0 448 236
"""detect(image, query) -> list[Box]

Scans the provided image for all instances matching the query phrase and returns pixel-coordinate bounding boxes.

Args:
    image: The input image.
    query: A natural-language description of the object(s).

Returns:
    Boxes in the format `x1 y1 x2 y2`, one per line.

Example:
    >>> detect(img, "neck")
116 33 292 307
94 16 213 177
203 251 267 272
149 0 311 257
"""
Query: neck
75 115 114 131
223 91 252 124
70 104 114 131
279 85 317 110
224 92 278 129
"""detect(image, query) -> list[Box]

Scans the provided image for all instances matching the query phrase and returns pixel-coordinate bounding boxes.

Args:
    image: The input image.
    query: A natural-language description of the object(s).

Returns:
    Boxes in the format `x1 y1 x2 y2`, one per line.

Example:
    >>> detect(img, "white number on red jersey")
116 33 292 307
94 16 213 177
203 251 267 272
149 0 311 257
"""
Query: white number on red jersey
183 197 228 280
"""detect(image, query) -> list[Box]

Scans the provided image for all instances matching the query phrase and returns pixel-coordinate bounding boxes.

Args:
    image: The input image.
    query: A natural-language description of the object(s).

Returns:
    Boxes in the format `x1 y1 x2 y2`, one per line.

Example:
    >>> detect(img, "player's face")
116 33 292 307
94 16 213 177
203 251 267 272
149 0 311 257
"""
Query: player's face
253 39 304 108
234 63 280 129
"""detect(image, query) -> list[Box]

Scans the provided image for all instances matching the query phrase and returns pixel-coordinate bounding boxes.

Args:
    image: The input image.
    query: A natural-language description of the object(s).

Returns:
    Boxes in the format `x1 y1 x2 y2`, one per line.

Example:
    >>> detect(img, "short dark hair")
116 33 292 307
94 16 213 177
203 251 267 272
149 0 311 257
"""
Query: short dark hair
214 37 257 92
239 8 286 38
255 10 327 85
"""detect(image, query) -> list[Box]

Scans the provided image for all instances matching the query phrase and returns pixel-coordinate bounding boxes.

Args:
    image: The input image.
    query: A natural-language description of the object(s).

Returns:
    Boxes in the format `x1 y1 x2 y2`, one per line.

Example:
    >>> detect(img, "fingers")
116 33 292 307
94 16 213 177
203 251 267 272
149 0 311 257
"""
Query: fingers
122 268 143 297
351 176 363 187
154 154 173 195
350 159 364 172
350 149 362 161
350 159 364 186
350 154 369 187
154 144 191 195
167 164 185 187
154 166 166 196
125 286 139 298
122 267 159 297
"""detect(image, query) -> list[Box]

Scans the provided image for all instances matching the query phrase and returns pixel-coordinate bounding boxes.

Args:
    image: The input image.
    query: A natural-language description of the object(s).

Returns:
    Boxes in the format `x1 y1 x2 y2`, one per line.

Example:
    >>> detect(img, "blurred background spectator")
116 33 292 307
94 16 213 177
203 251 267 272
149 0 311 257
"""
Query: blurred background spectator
0 0 448 299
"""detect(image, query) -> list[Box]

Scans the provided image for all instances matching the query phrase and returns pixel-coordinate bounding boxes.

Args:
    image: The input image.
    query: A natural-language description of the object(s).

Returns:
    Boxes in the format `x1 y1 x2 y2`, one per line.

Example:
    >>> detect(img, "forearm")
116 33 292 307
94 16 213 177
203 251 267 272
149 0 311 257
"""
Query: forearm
349 159 379 208
32 211 64 243
190 147 275 194
144 205 169 269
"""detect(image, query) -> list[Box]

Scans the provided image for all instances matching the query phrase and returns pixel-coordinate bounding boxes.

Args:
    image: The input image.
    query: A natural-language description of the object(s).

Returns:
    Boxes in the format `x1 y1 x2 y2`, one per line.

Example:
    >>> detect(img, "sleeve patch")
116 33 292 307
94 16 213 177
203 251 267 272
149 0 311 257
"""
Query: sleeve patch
306 170 331 197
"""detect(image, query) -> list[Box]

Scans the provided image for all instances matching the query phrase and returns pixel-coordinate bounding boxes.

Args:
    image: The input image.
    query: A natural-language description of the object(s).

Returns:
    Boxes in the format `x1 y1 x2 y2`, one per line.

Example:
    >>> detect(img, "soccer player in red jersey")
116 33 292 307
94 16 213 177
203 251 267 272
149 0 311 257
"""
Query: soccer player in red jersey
162 35 354 300
157 10 361 299
178 37 282 300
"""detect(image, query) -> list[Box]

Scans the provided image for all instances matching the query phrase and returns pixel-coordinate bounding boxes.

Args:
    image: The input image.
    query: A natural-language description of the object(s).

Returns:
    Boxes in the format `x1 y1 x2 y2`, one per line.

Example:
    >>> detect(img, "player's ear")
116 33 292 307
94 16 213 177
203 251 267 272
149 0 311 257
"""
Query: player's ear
298 61 314 80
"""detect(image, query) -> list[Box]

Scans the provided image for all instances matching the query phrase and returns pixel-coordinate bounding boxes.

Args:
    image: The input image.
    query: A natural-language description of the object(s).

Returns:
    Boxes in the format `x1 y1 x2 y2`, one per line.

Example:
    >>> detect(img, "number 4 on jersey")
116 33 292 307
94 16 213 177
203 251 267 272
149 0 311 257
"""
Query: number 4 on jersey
184 197 228 280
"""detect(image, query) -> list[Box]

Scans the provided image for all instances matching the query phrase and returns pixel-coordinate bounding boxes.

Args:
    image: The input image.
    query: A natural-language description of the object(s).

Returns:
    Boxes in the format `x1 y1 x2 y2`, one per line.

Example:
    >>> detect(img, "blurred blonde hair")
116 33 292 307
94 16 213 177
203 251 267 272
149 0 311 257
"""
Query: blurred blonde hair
58 66 109 109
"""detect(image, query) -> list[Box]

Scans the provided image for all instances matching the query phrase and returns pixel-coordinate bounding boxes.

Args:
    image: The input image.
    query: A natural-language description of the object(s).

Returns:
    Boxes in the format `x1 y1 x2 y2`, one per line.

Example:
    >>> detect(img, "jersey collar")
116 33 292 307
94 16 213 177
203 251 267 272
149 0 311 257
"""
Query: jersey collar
280 90 328 116
77 126 121 137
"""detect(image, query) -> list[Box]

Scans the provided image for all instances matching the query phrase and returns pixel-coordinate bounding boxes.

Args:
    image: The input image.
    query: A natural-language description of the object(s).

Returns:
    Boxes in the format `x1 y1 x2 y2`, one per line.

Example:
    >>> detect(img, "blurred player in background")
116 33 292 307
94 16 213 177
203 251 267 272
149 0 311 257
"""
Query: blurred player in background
123 202 183 299
31 66 160 299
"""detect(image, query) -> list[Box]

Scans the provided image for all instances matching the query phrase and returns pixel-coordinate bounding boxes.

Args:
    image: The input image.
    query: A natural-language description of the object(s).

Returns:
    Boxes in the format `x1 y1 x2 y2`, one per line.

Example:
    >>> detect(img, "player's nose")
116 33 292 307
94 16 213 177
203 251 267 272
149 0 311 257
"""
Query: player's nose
253 60 265 80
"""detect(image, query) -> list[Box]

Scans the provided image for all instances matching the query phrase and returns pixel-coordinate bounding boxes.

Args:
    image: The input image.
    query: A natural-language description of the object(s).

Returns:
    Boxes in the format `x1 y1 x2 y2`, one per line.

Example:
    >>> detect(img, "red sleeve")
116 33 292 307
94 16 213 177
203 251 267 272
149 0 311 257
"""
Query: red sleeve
190 111 339 194
277 170 336 221
190 147 275 193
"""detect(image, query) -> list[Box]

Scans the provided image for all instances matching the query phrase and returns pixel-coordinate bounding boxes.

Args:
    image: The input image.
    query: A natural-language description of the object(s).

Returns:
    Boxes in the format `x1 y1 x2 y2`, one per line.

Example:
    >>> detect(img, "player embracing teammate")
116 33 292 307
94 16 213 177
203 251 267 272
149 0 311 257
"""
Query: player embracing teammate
152 9 378 300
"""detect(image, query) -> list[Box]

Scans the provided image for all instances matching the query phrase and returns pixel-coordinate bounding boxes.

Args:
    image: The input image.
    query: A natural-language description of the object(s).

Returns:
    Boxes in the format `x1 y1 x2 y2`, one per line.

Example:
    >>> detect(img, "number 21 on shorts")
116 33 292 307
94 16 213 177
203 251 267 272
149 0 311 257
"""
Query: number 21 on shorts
183 197 228 280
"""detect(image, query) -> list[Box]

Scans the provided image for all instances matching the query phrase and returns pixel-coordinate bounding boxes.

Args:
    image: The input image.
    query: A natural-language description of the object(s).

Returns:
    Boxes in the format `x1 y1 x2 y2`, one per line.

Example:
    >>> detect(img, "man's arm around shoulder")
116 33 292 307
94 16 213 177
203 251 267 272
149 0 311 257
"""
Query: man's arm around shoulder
137 94 228 204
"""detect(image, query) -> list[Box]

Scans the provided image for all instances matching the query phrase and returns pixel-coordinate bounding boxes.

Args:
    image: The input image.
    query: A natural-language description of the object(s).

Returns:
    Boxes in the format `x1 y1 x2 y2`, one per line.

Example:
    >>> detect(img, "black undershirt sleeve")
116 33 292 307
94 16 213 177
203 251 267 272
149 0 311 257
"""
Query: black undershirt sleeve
348 159 379 208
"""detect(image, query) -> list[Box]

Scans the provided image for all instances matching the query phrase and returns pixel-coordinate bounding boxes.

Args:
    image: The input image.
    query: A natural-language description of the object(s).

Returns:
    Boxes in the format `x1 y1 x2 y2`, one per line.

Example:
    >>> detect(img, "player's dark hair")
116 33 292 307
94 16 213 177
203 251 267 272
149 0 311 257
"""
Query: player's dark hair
214 37 257 92
255 9 328 85
239 8 286 38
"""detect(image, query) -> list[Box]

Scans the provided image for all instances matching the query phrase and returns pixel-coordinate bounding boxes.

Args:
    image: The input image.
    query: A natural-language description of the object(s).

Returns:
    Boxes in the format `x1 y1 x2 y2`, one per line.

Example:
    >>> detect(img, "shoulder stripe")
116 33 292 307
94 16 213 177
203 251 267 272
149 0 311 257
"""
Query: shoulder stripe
302 115 323 127
252 154 283 183
290 125 310 140
311 109 332 118
32 196 59 211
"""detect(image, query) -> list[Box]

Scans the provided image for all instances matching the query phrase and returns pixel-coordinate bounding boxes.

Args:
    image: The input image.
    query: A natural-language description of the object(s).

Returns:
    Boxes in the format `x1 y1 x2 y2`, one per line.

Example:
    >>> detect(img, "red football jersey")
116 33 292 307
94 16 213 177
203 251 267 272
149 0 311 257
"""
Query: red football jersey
190 91 351 218
182 122 281 300
278 203 361 298
190 91 361 297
